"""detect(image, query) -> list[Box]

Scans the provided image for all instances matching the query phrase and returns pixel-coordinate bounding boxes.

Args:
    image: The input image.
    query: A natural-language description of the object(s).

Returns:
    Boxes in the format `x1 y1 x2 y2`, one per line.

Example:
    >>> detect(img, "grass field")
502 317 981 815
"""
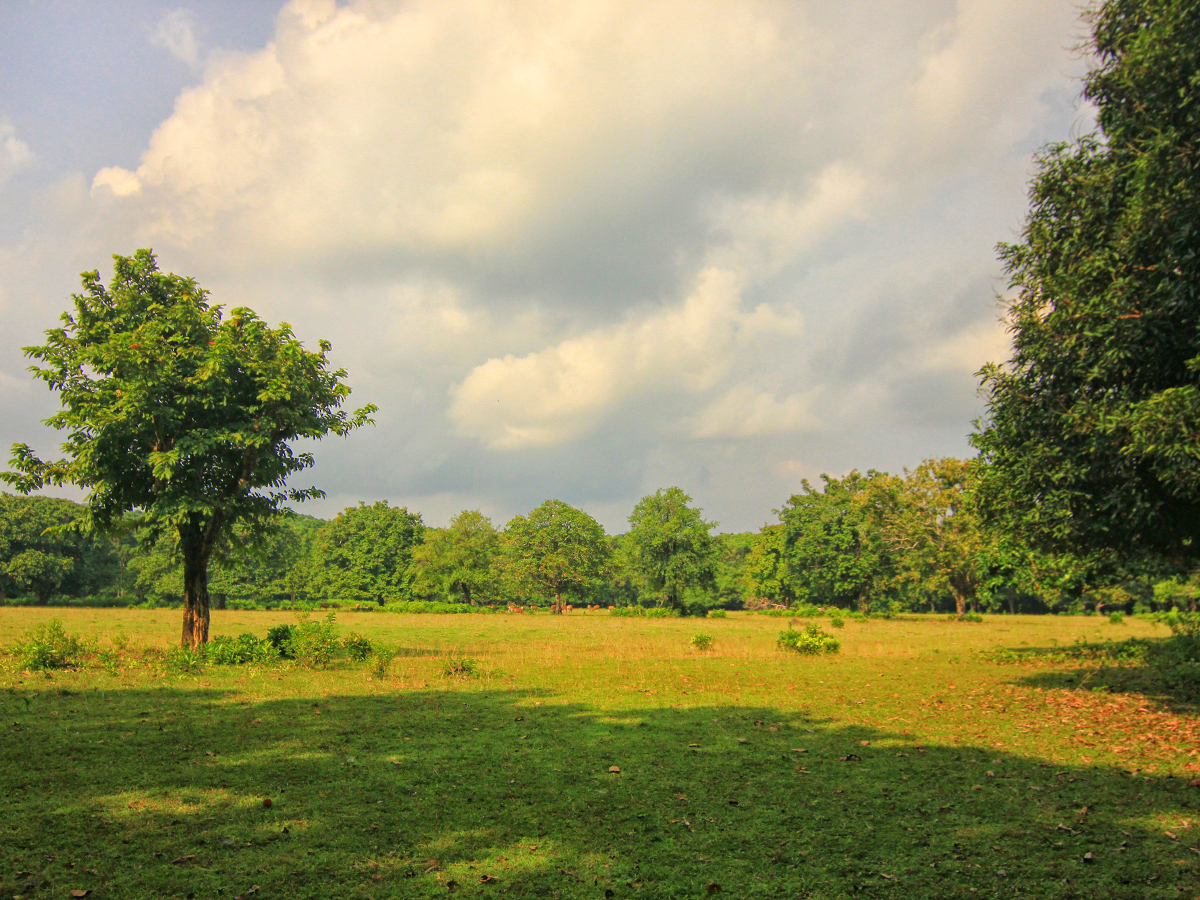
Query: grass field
1 608 1197 899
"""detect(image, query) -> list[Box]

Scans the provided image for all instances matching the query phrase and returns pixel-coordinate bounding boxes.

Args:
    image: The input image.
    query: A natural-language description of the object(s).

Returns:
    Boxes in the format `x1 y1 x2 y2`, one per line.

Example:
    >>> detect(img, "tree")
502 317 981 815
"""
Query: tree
870 458 984 619
411 509 500 605
743 525 793 606
779 471 892 613
623 487 717 611
3 251 373 645
316 501 424 604
974 0 1200 570
0 493 118 604
503 500 609 612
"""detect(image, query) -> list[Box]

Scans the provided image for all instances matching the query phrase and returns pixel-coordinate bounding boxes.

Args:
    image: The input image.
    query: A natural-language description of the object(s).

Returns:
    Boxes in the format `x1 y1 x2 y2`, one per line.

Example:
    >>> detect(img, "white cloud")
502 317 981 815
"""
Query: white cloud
1 0 1093 530
149 9 202 69
0 119 34 187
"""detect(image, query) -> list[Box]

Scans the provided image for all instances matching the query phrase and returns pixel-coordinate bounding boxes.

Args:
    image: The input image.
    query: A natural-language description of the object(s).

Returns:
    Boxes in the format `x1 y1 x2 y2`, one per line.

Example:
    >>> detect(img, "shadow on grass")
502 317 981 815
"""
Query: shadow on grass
2 683 1197 900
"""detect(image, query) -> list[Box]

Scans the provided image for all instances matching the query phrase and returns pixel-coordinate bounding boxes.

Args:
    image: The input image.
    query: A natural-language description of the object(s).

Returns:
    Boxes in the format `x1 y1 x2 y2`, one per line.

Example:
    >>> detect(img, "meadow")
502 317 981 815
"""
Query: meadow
1 608 1197 899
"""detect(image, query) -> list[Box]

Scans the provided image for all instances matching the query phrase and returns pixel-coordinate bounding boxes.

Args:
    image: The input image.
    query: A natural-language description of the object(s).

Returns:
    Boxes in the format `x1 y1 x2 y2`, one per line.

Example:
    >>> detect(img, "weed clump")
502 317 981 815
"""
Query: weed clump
340 632 374 661
442 657 480 678
207 633 277 665
706 609 727 619
690 633 716 651
288 613 341 668
1108 611 1125 625
829 616 845 629
777 624 840 655
16 620 90 671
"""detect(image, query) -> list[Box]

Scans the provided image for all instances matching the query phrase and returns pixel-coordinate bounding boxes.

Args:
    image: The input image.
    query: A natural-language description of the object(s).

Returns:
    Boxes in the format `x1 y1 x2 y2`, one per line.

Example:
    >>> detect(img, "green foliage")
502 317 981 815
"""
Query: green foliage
961 612 984 623
2 251 374 647
15 619 90 670
1109 611 1126 625
316 501 424 604
340 632 374 661
0 493 119 604
777 624 840 655
779 471 893 614
829 616 845 629
206 633 277 666
974 0 1200 569
706 609 727 619
411 510 499 605
624 487 717 610
165 644 205 674
502 500 610 610
266 623 295 658
370 646 398 678
689 632 715 651
743 525 792 606
383 600 495 614
287 613 341 668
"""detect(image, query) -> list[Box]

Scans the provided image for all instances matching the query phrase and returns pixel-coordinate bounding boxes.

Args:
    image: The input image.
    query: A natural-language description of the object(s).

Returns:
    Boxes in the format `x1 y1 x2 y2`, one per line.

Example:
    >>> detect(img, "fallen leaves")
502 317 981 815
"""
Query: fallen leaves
608 766 621 774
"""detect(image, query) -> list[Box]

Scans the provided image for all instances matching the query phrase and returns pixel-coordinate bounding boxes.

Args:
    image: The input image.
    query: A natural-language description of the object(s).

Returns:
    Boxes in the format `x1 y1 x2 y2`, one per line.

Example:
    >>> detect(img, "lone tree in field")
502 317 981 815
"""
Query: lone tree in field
2 250 374 647
624 487 716 611
974 0 1200 570
503 500 609 613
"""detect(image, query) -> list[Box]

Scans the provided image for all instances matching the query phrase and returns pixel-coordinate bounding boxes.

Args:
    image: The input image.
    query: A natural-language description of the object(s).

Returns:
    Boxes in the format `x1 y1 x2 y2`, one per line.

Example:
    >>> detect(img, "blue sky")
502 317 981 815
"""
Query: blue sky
0 0 1093 532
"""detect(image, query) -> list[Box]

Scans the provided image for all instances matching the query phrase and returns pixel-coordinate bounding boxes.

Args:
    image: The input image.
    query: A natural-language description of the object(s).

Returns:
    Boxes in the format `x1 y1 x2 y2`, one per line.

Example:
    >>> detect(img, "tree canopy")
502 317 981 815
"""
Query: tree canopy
411 509 500 605
623 487 717 610
974 0 1200 571
503 500 609 612
316 501 424 604
3 250 374 645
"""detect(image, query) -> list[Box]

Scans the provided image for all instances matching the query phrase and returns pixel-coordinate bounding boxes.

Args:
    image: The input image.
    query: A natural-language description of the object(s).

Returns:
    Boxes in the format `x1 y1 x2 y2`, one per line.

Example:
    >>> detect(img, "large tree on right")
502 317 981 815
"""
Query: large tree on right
974 0 1200 569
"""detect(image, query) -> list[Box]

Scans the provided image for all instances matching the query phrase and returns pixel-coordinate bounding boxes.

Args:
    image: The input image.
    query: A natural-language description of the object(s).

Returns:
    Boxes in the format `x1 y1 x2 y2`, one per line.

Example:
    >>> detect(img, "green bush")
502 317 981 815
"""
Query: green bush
288 613 341 668
341 632 374 661
644 607 678 618
829 616 845 629
207 633 277 665
370 647 398 678
383 600 493 614
1108 611 1126 625
706 609 727 619
267 624 295 658
777 624 840 655
16 620 90 671
610 606 643 617
166 644 205 675
690 633 716 651
962 612 984 623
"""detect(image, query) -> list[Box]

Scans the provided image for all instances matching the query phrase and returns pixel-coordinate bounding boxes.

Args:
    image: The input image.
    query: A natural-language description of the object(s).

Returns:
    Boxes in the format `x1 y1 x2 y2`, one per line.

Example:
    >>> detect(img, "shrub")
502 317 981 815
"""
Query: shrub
166 644 205 675
829 616 845 629
341 632 374 661
383 600 493 614
16 620 90 671
610 607 643 617
690 633 715 651
288 613 341 668
267 624 295 658
442 657 480 678
707 609 727 619
962 612 984 623
644 607 679 618
207 633 277 666
790 603 822 617
1108 611 1126 625
777 624 840 655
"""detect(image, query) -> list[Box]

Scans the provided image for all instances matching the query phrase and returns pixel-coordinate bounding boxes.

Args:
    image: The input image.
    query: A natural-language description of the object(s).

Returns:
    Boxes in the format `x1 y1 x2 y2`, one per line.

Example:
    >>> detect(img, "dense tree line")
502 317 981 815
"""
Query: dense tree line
6 470 1196 615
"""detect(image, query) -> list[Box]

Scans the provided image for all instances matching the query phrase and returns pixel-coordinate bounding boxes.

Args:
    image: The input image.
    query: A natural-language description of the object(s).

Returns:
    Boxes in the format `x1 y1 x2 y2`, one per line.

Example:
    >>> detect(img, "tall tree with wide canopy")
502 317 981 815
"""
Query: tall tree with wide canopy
315 500 425 604
3 251 374 646
624 487 717 610
411 509 499 605
503 500 609 612
974 0 1200 570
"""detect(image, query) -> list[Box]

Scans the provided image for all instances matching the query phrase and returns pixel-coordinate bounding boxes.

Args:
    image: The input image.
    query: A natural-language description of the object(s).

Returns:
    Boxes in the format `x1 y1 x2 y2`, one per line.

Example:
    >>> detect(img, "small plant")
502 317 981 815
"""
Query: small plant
109 630 131 653
267 623 296 658
370 647 398 678
16 620 89 671
341 632 374 661
690 633 716 651
288 613 340 668
166 644 205 675
207 633 277 666
706 609 727 619
644 607 678 618
442 657 480 678
962 612 984 623
777 624 840 655
829 616 845 628
1108 610 1126 625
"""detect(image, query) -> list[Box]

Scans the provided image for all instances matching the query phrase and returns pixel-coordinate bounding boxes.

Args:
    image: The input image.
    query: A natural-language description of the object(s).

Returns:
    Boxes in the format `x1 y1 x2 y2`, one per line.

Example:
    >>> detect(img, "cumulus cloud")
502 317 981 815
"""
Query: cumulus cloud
0 119 34 187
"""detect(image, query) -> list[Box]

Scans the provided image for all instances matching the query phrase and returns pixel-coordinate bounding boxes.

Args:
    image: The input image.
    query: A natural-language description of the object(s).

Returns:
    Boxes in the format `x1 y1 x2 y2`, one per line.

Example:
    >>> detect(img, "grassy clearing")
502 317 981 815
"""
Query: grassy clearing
1 609 1197 899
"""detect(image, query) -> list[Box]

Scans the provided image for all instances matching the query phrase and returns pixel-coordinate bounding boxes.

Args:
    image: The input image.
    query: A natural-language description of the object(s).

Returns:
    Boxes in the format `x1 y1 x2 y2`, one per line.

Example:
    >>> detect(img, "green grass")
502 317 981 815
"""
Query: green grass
0 609 1197 899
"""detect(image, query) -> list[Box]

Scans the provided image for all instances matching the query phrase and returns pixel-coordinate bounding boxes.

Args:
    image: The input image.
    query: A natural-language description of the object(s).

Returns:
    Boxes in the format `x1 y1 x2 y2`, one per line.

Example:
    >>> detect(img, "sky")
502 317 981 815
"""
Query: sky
0 0 1094 534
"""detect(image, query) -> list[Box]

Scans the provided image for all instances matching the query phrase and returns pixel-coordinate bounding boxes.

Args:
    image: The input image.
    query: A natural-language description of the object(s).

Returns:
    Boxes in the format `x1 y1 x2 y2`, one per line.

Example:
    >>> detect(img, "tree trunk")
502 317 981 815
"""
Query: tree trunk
463 583 473 606
181 541 212 648
857 592 869 615
553 591 562 614
952 591 966 619
1008 593 1016 615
